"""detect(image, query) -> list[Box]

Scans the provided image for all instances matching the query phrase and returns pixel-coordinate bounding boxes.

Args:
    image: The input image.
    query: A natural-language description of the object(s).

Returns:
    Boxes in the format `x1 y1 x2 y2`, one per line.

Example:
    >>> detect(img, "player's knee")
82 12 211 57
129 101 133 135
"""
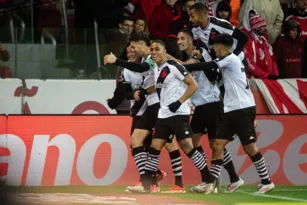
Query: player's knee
178 139 193 155
130 136 142 148
210 140 224 153
165 141 178 152
192 133 202 147
243 142 258 157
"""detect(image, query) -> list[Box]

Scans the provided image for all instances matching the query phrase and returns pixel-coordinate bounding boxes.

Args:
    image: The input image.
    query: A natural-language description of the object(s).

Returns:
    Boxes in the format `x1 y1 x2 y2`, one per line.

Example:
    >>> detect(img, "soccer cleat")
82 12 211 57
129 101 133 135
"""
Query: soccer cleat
204 183 216 195
157 170 167 185
150 185 161 193
225 178 244 193
256 182 275 194
161 185 186 193
126 181 143 193
127 185 150 193
189 182 208 193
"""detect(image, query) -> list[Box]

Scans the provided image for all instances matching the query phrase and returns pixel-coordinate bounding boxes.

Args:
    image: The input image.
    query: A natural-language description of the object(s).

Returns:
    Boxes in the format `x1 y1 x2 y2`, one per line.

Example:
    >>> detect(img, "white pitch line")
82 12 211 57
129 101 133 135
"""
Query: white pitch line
236 189 307 192
238 191 307 202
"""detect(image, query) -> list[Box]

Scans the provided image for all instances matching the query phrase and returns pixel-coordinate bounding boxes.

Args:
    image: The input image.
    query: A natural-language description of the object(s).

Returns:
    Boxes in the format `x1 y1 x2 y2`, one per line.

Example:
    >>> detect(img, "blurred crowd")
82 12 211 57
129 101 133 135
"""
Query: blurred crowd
0 0 307 79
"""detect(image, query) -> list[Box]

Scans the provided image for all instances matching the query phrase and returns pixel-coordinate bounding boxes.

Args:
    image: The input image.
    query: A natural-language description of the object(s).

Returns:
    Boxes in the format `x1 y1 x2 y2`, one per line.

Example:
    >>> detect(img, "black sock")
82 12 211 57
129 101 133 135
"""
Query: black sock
211 159 223 180
169 150 183 187
196 146 207 162
251 152 271 185
132 146 147 182
144 147 161 190
187 148 214 183
223 149 240 183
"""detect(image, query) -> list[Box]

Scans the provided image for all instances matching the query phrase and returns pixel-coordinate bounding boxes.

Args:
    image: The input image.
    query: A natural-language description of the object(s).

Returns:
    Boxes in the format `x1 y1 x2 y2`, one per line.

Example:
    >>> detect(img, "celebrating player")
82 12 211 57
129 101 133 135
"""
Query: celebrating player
185 33 275 194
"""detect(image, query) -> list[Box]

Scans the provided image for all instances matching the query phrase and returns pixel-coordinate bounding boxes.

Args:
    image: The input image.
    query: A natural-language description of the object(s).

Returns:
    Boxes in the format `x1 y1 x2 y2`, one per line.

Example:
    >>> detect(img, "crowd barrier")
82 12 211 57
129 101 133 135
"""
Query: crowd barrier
0 115 306 186
1 78 306 115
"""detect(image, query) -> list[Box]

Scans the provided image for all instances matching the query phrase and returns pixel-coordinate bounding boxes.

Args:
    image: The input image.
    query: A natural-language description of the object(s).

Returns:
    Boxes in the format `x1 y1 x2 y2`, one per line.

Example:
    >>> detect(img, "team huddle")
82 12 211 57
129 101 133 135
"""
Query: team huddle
104 3 275 195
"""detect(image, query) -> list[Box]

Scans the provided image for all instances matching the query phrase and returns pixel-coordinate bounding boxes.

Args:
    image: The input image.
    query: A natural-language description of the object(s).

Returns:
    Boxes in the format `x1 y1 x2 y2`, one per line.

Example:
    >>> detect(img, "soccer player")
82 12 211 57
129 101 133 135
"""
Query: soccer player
167 29 243 193
127 40 216 194
184 33 275 194
188 3 248 63
104 33 185 193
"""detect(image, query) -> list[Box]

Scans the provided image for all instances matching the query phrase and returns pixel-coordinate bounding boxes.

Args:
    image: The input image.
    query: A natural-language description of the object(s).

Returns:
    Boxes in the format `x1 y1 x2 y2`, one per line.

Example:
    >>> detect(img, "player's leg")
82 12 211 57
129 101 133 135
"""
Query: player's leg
163 141 185 193
235 107 274 194
207 102 242 192
208 111 235 194
170 115 215 194
190 105 208 165
128 118 171 193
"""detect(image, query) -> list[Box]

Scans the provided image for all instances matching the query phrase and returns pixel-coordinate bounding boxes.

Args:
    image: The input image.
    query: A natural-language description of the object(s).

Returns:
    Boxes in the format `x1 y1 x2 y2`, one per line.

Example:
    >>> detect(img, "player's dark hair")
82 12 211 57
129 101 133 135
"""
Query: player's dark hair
212 33 233 49
151 39 166 49
129 32 151 46
190 3 208 15
178 28 194 40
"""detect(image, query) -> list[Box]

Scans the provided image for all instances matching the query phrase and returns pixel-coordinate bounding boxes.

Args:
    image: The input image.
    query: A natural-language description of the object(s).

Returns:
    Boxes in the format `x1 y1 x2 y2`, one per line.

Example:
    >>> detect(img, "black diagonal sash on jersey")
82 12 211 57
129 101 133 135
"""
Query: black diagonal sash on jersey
156 67 171 99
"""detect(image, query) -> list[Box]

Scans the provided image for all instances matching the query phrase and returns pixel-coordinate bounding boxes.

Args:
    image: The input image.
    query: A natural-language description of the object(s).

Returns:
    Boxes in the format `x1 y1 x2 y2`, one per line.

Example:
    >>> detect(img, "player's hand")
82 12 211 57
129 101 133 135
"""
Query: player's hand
104 52 117 65
168 100 182 113
192 49 202 60
134 90 141 101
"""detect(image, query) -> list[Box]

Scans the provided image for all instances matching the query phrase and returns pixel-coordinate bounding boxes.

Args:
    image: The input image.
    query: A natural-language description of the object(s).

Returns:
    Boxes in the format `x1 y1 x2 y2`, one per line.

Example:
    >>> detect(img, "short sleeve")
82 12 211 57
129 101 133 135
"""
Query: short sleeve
213 55 232 68
171 62 190 81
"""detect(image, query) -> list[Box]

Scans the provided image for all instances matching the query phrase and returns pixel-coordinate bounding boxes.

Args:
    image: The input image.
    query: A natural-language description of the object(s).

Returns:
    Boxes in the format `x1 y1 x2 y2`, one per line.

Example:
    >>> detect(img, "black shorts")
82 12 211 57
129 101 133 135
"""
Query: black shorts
216 106 257 145
131 116 152 148
134 103 160 132
190 101 220 139
153 115 193 143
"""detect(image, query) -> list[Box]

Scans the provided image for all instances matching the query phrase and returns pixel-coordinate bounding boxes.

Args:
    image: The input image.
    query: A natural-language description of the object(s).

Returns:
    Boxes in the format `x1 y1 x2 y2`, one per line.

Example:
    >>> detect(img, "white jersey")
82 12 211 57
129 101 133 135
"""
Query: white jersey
213 53 255 113
123 68 148 116
141 55 160 106
190 48 220 107
192 16 244 60
155 60 191 119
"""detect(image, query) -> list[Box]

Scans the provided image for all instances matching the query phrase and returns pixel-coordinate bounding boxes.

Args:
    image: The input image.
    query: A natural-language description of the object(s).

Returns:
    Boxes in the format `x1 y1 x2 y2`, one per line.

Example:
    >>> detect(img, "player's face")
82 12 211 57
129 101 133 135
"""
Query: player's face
188 9 203 26
213 43 223 58
126 47 138 62
130 41 147 56
177 32 192 51
150 42 166 65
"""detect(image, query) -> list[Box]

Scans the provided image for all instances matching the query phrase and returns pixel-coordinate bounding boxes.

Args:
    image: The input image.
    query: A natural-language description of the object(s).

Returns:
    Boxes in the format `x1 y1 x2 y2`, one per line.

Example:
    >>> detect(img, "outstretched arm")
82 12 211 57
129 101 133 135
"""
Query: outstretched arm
104 53 150 73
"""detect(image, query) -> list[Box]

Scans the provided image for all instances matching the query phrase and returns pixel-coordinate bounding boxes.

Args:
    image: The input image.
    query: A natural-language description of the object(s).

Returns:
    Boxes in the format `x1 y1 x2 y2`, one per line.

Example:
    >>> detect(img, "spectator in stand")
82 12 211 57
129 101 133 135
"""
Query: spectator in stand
130 0 162 23
239 0 284 44
244 15 279 79
149 0 181 40
274 20 306 78
196 0 241 25
133 18 149 36
0 44 12 78
216 1 232 22
240 8 257 34
166 0 195 58
285 0 307 39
